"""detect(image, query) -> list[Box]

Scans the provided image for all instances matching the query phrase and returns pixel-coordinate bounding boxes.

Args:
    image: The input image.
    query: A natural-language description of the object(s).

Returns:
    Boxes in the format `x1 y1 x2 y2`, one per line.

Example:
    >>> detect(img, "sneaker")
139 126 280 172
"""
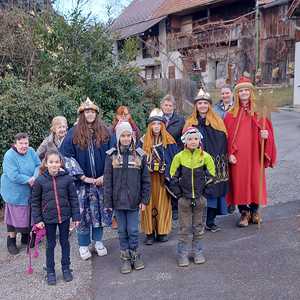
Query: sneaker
144 234 154 245
46 272 56 286
120 250 132 274
193 251 206 264
206 224 221 233
177 254 189 267
95 241 108 257
79 246 92 260
130 250 145 270
62 269 73 282
238 211 251 227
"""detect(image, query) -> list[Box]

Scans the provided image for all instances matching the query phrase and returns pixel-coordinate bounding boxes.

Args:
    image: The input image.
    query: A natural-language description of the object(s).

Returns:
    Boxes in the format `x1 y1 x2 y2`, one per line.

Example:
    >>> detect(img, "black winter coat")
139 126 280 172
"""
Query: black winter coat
31 170 80 224
164 112 185 148
104 147 151 210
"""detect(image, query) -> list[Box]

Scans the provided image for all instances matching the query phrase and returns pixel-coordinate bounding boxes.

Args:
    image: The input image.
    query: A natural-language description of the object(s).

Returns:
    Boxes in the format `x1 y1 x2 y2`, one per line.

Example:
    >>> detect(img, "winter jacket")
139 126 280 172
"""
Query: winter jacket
164 112 185 148
60 127 110 178
0 147 40 206
169 148 215 200
31 170 80 224
104 147 151 210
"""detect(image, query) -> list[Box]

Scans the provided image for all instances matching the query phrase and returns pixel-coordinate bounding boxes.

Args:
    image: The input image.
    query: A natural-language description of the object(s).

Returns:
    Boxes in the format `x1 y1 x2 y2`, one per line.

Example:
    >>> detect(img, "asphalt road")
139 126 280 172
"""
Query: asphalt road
92 111 300 300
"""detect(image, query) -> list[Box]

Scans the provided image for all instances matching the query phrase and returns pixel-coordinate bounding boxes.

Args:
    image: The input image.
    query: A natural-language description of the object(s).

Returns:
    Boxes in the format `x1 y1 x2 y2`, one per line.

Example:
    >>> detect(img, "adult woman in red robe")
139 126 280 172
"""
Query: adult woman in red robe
224 77 277 227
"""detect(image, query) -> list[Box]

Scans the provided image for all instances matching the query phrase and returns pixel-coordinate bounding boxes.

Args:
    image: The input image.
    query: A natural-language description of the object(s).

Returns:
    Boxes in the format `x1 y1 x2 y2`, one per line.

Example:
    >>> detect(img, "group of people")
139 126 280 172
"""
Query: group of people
0 76 277 284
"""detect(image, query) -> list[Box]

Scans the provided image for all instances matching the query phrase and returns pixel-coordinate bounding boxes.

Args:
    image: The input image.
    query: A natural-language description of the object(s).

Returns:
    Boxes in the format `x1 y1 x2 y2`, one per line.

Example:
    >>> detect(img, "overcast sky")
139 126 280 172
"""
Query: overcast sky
53 0 131 21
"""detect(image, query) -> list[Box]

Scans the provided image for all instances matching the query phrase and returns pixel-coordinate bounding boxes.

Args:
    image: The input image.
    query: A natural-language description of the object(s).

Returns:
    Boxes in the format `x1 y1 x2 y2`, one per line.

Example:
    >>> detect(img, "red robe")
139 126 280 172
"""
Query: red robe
224 107 277 206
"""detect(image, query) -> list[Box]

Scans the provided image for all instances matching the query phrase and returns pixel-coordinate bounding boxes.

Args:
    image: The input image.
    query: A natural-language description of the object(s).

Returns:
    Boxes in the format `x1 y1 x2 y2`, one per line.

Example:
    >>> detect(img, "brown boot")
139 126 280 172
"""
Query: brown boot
251 212 262 224
238 211 251 227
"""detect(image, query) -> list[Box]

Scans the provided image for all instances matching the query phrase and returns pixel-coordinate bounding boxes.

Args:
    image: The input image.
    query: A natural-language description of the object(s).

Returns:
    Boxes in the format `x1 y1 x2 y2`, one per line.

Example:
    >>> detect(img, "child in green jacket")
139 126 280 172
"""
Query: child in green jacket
170 127 215 267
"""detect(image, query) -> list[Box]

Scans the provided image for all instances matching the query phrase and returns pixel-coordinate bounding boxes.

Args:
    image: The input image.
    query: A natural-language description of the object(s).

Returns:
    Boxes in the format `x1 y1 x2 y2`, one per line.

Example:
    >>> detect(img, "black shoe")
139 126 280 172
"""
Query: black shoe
21 233 29 245
7 237 19 255
62 269 73 282
144 234 154 245
206 224 221 233
156 234 168 242
46 272 56 285
172 210 178 220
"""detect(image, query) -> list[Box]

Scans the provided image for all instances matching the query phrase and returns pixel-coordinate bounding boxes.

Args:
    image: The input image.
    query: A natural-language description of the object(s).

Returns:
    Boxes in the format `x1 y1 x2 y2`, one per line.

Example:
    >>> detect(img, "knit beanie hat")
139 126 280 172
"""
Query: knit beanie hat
115 121 133 143
181 127 203 145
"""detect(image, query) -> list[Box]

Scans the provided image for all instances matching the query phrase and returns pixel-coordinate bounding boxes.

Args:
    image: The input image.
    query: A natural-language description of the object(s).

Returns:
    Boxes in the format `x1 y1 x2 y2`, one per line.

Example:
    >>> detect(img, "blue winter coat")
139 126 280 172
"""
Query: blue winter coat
0 147 41 205
60 127 110 178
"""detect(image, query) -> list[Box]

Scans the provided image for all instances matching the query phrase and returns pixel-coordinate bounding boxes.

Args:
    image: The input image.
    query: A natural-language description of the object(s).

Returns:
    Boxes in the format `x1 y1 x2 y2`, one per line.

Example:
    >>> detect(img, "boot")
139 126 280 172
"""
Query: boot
130 250 144 270
238 211 251 227
21 233 29 245
144 234 154 245
177 242 189 267
251 211 262 224
120 250 132 274
7 236 19 255
192 240 206 264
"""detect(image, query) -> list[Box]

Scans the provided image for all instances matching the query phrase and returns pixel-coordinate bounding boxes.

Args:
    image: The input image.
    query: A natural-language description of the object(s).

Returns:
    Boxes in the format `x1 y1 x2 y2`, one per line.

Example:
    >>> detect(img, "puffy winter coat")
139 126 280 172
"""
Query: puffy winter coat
31 170 80 224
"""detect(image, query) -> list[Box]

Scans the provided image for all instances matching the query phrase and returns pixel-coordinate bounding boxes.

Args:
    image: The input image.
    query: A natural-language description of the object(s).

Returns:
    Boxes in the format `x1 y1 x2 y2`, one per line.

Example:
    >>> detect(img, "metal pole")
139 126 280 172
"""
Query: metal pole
255 0 260 72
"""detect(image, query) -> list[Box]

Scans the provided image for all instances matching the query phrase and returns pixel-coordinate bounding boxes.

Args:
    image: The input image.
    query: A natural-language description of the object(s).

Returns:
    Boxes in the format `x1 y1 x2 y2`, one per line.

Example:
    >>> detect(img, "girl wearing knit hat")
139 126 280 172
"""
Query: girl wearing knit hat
140 108 178 245
104 121 150 274
184 89 229 232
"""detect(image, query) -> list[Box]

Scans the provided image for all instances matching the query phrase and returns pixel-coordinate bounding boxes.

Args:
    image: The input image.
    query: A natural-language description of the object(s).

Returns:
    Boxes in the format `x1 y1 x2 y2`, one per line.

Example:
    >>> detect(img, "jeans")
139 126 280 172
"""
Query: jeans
77 226 103 247
45 219 70 273
114 209 139 251
238 204 259 214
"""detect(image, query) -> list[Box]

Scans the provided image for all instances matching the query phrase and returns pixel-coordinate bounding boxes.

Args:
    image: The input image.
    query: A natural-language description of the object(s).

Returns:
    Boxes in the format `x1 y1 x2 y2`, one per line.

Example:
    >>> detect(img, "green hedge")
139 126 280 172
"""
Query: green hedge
0 76 78 171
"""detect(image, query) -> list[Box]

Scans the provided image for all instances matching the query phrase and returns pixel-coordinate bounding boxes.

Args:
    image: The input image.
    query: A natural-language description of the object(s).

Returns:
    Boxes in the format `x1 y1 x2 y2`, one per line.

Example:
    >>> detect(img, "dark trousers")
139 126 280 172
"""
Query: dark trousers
114 209 139 251
45 219 70 273
178 197 206 244
238 204 259 214
206 207 218 226
171 196 178 212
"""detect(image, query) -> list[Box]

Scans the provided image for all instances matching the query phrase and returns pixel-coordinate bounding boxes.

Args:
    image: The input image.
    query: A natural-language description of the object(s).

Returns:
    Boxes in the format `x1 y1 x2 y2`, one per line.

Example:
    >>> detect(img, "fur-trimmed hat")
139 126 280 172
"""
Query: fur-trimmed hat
234 76 254 92
194 88 212 104
181 127 203 145
148 108 165 124
77 97 100 114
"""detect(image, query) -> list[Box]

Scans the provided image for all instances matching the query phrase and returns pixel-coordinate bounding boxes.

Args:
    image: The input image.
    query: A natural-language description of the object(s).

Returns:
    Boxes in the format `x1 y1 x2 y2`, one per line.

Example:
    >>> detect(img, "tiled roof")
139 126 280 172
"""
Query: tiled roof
154 0 225 18
111 0 166 30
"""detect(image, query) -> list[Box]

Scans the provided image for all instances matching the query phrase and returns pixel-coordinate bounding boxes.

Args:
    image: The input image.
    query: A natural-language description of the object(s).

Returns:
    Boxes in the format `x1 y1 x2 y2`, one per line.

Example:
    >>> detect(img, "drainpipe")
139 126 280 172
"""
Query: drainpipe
255 0 260 72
